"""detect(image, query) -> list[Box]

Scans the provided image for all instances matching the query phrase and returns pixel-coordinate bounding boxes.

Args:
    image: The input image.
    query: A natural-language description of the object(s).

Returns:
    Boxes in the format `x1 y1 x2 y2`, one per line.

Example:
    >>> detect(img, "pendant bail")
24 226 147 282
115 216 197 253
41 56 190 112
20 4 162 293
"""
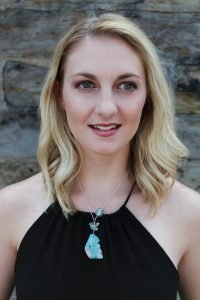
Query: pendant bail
89 221 99 231
95 208 104 217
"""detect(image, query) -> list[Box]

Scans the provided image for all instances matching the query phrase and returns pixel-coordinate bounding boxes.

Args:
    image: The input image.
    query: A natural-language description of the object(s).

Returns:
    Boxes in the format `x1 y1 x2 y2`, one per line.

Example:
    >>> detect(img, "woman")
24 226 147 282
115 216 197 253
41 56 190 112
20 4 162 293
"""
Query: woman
0 13 199 300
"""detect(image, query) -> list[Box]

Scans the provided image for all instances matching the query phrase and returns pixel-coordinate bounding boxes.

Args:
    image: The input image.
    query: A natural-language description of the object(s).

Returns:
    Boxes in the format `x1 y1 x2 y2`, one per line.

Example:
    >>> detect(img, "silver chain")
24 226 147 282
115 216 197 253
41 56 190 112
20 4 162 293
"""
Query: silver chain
77 172 128 226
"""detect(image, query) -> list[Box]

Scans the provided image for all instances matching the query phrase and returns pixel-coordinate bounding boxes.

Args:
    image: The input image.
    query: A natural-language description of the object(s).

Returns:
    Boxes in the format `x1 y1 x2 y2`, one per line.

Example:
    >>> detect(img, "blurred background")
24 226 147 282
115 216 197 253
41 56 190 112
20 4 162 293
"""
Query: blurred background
0 1 199 299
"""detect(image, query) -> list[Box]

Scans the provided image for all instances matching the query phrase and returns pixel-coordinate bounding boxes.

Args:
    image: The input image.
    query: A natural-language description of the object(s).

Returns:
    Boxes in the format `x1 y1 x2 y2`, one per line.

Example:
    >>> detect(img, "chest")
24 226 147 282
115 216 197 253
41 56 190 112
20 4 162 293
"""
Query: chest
15 204 179 300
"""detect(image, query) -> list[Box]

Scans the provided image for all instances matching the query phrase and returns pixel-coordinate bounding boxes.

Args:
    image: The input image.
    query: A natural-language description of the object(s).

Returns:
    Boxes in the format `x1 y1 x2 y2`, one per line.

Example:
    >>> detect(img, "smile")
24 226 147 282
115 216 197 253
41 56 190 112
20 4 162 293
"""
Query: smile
89 124 121 131
91 124 120 131
88 124 121 137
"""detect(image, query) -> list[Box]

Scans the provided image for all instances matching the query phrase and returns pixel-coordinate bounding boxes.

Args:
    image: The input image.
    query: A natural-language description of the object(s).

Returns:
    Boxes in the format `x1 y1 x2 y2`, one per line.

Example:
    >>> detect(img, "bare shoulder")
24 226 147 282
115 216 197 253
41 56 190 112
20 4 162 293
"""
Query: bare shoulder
169 180 200 220
169 181 200 299
167 180 200 242
173 180 199 199
0 172 44 200
0 173 46 217
0 173 50 298
0 173 50 249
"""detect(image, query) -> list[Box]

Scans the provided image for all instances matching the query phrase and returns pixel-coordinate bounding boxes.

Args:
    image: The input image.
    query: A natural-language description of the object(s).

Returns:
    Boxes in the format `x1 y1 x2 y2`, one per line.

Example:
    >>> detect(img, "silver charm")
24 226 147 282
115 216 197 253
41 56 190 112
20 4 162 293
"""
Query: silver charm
89 221 99 231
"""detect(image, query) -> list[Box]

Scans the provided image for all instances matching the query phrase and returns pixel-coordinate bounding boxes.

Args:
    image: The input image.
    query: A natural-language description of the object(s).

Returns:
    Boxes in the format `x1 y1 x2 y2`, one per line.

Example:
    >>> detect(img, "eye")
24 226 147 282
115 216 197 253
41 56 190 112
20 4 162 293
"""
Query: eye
118 81 137 91
75 80 95 89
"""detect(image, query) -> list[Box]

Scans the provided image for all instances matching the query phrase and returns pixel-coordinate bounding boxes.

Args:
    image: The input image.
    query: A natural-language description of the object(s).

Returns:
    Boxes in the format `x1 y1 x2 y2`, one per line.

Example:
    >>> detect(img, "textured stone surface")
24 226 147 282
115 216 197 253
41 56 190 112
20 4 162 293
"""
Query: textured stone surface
176 115 200 160
136 12 200 65
0 122 39 158
175 65 200 114
0 158 39 189
4 61 47 115
135 0 200 12
0 122 39 188
177 160 200 191
0 6 85 66
0 61 7 114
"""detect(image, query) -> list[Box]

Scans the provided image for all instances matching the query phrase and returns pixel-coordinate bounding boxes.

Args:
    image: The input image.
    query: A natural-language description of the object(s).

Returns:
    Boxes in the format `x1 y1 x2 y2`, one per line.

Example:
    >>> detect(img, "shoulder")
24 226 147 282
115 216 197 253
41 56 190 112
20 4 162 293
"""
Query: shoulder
167 180 200 247
171 180 199 200
0 172 47 217
0 173 49 249
169 180 200 222
169 181 200 299
0 173 50 298
0 172 43 197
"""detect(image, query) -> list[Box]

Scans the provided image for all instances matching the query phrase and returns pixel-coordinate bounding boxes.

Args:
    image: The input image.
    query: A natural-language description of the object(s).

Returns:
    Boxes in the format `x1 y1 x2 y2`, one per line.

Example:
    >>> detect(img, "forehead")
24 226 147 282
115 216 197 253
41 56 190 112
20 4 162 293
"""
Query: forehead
64 35 145 78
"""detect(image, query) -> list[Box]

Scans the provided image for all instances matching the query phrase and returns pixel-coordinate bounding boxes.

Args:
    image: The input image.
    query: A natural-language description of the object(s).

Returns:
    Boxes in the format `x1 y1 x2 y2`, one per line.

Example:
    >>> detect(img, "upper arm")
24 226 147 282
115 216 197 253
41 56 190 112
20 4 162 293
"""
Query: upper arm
178 190 200 300
0 187 17 300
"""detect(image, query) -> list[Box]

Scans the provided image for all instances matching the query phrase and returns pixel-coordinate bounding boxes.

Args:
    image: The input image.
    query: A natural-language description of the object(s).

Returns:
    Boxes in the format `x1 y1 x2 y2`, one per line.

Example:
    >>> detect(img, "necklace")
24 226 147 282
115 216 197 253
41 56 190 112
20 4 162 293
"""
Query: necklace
77 173 128 259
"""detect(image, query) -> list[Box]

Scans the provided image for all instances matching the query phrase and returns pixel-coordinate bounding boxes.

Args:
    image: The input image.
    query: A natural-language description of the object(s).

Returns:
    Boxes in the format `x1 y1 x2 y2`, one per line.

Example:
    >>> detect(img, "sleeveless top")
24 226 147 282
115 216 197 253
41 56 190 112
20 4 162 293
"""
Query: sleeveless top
14 186 179 300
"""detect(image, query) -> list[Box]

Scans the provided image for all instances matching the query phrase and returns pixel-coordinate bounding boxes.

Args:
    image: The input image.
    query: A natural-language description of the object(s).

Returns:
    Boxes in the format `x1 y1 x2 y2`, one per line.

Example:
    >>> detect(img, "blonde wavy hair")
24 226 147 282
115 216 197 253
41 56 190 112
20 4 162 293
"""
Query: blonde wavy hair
37 13 188 217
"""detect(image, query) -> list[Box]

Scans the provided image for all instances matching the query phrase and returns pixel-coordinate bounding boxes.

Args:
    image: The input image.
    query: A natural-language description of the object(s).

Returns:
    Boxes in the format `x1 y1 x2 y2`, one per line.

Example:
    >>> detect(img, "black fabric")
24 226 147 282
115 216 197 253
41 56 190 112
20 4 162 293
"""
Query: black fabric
15 187 178 300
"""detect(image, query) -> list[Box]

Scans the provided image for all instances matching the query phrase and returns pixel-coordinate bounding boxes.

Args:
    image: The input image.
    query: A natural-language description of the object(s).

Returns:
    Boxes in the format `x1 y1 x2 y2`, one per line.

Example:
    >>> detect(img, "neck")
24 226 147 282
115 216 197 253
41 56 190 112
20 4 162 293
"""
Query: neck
74 150 133 198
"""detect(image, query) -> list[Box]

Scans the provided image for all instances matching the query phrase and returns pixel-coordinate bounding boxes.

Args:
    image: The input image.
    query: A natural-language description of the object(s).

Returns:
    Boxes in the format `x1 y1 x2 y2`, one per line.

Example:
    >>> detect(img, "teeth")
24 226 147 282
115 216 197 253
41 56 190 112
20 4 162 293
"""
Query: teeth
93 125 118 131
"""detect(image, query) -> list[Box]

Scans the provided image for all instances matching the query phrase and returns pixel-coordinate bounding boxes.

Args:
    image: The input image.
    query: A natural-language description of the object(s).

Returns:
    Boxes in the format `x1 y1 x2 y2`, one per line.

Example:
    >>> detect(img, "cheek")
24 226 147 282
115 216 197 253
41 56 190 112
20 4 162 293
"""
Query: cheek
63 100 90 133
64 106 81 138
62 93 80 120
65 103 81 123
127 99 146 121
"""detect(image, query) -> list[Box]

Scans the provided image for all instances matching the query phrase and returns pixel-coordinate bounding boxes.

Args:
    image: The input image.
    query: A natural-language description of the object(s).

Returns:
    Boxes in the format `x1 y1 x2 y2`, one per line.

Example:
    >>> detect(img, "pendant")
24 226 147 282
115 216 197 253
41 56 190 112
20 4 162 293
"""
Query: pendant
89 221 99 231
85 233 103 259
95 208 104 217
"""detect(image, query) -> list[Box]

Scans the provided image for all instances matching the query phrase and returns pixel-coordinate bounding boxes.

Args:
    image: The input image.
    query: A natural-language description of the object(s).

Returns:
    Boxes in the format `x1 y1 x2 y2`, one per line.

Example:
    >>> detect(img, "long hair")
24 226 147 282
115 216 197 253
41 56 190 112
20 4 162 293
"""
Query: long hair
37 13 188 217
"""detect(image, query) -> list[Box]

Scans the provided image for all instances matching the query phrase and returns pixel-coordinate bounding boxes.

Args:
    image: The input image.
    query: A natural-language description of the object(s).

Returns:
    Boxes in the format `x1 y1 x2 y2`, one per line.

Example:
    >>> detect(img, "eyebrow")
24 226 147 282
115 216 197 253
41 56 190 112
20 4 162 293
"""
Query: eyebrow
71 72 141 80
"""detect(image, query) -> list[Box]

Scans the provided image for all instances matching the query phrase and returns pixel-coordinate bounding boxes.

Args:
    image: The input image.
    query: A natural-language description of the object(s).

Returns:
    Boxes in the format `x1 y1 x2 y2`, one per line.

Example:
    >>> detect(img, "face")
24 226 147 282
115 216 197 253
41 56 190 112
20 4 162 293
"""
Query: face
61 35 147 158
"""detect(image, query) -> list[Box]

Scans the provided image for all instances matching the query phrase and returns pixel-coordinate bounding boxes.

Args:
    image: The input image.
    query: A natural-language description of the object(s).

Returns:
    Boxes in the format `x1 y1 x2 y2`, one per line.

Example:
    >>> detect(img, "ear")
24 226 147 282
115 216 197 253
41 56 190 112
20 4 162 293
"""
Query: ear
54 81 66 111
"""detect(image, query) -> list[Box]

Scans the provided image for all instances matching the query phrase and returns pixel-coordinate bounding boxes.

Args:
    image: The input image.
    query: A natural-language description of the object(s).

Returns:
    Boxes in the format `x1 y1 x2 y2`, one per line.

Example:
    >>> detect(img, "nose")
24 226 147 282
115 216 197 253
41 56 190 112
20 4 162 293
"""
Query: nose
95 88 118 117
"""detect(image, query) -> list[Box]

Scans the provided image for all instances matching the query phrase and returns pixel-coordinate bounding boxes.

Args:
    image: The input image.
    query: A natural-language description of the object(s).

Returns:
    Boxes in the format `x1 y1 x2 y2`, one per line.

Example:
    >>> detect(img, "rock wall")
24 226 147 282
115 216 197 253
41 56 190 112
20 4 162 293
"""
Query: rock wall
0 1 199 193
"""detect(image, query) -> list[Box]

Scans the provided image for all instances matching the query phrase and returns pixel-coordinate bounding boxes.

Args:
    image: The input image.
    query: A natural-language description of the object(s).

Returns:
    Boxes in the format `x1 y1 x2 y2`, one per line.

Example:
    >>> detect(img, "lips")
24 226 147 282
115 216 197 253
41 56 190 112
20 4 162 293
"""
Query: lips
89 123 121 131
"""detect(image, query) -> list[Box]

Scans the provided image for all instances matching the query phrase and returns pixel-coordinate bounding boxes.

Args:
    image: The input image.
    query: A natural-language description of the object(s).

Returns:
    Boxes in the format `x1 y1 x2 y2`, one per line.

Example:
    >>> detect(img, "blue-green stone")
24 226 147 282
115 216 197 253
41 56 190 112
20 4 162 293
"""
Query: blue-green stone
85 233 103 259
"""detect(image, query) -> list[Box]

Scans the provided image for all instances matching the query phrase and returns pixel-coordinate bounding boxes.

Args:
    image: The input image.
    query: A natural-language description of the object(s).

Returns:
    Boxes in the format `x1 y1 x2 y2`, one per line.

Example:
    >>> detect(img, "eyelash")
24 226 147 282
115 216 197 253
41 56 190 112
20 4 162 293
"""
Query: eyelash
74 80 137 91
119 82 137 91
75 81 95 89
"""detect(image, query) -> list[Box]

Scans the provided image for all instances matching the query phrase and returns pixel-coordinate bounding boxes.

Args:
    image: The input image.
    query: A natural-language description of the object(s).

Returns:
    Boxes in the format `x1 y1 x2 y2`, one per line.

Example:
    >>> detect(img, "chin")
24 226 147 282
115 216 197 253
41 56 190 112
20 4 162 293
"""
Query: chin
88 145 128 157
79 140 130 157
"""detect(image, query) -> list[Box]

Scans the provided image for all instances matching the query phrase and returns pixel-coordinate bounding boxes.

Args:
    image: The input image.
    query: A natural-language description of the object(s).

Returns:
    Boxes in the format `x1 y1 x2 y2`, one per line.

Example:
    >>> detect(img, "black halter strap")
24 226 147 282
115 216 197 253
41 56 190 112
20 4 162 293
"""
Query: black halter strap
122 182 136 208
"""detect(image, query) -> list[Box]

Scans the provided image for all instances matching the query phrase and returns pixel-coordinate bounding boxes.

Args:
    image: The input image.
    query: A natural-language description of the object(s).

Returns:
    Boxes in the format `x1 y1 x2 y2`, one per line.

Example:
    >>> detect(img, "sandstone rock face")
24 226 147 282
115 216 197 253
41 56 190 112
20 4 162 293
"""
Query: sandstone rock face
0 3 199 298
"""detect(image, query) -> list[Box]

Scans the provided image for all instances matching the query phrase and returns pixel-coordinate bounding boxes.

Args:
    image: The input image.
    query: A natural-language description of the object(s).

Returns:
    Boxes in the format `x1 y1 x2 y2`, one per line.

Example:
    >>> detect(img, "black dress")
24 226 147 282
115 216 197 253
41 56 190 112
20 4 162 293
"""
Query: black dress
15 187 178 299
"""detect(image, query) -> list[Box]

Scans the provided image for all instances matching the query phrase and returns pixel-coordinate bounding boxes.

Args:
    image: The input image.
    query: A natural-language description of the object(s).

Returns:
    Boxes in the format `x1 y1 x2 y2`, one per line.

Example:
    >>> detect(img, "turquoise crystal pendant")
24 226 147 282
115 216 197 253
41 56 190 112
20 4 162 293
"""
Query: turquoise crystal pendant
85 233 103 259
85 208 104 259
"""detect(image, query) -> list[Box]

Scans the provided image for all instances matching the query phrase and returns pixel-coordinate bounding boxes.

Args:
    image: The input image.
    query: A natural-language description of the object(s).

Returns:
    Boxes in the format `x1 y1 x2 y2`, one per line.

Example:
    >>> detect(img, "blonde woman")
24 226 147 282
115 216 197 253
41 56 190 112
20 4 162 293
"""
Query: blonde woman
0 13 199 300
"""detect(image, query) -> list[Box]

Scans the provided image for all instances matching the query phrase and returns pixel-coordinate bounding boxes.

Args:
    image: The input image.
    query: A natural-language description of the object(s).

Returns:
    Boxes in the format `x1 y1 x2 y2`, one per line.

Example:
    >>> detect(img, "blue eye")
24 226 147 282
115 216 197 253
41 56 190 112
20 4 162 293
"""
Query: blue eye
76 81 95 89
119 82 137 91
